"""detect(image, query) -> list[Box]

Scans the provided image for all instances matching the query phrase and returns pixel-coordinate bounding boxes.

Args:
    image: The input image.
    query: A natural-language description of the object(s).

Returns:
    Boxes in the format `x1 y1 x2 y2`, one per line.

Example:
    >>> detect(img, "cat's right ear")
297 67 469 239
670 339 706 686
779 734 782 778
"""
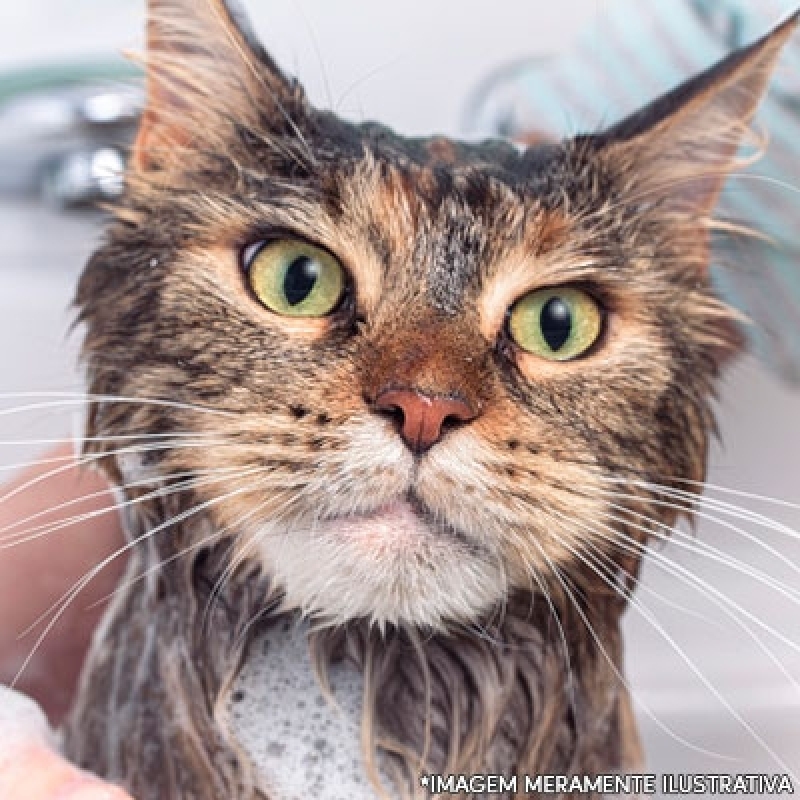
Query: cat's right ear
132 0 305 173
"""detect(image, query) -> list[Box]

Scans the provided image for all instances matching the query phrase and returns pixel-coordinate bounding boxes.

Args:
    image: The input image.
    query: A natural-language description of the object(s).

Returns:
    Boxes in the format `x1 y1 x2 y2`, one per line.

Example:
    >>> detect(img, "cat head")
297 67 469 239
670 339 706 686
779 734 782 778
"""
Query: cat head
77 1 798 629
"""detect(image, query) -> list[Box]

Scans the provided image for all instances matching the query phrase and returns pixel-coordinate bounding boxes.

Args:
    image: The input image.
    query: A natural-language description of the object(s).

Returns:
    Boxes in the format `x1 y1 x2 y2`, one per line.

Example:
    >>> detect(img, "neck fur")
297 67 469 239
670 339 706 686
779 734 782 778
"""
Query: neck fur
65 507 643 799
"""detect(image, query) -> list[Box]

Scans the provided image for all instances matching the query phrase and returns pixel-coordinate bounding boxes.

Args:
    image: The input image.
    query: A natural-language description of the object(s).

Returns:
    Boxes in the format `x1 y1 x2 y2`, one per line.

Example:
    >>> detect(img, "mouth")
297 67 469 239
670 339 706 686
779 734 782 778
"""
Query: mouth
256 490 503 627
315 490 476 552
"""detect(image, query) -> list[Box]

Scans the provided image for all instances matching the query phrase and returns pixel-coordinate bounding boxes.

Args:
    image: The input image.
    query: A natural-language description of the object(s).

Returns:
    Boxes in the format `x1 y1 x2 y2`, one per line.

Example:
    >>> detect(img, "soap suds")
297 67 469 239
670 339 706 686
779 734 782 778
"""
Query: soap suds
229 619 395 799
0 685 56 754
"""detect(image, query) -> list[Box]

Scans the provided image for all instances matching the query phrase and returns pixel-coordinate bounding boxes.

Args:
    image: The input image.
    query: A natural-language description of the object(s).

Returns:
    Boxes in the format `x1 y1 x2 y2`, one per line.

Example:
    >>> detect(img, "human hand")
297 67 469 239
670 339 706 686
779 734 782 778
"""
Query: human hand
0 685 133 799
0 443 130 797
0 443 128 721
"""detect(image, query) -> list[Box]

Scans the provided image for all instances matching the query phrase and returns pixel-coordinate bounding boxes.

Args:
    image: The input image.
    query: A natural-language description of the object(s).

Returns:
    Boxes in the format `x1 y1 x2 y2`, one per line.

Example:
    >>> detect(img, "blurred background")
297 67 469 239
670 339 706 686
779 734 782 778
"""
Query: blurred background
0 0 798 793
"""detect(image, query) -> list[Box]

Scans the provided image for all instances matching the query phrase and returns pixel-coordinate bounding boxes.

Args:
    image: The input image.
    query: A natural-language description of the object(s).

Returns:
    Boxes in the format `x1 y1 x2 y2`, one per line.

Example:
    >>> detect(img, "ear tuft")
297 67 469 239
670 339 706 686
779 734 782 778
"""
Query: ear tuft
132 0 303 173
592 10 799 219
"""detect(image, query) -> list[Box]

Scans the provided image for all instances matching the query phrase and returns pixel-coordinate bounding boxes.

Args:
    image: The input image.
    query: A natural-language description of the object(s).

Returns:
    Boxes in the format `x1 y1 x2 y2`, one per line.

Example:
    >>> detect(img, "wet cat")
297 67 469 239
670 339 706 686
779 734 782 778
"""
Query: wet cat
63 1 798 797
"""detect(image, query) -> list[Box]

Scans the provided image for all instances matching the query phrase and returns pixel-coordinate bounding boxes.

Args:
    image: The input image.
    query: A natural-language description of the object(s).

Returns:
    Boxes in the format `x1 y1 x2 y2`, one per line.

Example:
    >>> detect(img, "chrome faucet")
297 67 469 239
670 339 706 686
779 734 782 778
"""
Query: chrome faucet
0 61 143 208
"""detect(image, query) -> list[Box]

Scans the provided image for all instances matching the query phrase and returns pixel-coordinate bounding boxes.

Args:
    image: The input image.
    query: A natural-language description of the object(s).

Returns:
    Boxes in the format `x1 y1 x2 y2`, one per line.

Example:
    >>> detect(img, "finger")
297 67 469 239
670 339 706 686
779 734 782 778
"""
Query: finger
0 743 133 799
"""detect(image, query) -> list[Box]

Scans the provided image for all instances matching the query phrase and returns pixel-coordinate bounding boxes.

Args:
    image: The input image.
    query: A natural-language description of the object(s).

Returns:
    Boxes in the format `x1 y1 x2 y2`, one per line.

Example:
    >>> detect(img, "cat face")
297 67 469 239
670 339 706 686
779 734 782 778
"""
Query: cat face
76 0 796 628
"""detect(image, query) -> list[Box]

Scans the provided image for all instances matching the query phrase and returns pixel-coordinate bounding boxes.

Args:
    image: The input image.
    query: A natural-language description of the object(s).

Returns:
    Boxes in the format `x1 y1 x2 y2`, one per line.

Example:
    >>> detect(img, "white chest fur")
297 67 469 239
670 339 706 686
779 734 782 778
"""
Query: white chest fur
229 620 394 799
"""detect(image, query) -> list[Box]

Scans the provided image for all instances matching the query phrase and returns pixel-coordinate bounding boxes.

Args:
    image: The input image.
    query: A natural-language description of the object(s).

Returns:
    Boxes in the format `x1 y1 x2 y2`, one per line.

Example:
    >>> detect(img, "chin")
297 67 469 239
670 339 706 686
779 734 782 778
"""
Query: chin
255 498 508 629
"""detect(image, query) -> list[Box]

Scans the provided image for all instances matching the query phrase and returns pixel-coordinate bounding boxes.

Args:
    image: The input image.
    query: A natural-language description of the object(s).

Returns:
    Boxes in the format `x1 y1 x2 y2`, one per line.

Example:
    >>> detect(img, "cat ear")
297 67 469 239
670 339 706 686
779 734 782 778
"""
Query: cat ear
589 11 799 224
132 0 304 172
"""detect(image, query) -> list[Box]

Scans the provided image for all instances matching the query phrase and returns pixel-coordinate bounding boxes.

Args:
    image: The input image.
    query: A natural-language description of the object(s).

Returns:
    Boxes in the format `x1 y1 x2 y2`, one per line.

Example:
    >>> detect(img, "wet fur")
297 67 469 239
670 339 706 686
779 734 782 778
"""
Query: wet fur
63 2 797 797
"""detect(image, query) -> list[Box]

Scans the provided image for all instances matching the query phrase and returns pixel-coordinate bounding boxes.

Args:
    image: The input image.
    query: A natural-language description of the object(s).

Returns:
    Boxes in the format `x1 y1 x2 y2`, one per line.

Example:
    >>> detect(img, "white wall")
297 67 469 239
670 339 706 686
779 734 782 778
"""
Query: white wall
0 0 604 135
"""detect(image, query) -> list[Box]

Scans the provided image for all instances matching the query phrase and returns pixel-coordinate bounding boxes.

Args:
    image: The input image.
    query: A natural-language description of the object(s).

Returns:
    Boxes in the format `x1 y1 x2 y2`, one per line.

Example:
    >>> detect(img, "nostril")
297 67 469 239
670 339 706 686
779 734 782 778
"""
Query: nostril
376 400 405 429
440 412 465 435
372 387 479 453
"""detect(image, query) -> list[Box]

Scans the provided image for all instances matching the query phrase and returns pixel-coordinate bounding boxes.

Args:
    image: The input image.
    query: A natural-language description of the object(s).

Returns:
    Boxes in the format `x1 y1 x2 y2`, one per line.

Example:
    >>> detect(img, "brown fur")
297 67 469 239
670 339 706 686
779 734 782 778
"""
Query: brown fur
63 2 798 798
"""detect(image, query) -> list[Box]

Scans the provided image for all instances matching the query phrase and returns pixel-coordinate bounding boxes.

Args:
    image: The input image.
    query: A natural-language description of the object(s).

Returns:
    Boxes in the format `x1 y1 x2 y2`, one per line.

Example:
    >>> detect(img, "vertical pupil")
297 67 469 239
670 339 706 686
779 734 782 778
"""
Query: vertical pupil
283 256 319 305
540 297 572 351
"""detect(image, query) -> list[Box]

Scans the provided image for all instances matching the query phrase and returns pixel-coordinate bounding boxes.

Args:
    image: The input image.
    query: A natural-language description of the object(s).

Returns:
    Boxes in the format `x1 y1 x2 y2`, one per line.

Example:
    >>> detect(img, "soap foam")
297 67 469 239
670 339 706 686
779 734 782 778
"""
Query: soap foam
229 619 396 799
0 685 56 753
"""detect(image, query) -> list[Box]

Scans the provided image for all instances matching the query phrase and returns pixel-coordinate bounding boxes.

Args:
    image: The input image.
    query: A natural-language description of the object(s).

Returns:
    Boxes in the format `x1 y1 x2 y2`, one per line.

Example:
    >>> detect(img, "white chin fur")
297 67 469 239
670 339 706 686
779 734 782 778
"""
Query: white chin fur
256 516 505 629
254 420 508 629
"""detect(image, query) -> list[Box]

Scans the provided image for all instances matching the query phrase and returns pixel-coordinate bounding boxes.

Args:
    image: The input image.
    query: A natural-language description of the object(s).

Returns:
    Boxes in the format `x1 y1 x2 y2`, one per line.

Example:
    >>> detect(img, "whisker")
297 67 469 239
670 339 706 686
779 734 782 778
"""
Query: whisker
517 538 580 717
0 436 239 518
555 499 800 702
601 475 800 532
0 430 230 477
11 472 272 691
561 506 800 697
726 171 800 199
459 552 513 648
334 56 405 116
17 465 271 631
635 540 800 659
96 472 279 612
524 522 733 762
554 516 798 778
0 391 237 418
598 471 800 512
595 488 800 603
0 464 255 547
588 496 800 642
200 490 293 635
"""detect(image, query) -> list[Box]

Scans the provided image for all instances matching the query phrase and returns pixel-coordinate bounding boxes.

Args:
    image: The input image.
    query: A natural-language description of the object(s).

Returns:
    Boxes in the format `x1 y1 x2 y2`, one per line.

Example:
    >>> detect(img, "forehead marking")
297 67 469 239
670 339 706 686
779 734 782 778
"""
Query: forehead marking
423 170 496 316
354 158 508 317
425 215 482 315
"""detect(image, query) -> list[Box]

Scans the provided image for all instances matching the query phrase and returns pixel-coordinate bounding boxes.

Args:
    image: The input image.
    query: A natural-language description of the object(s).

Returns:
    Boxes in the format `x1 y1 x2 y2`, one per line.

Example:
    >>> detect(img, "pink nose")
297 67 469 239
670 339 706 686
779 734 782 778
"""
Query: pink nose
373 388 478 453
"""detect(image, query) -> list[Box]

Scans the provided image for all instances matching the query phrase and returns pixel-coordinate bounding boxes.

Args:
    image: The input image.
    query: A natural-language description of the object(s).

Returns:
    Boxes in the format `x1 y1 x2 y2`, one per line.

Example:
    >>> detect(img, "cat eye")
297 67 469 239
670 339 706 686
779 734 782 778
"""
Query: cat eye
243 239 346 317
508 287 603 361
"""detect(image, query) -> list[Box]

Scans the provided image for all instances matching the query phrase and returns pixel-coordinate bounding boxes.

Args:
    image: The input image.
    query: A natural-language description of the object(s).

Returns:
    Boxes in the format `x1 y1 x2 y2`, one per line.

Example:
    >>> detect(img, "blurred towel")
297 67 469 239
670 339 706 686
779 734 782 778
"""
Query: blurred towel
467 0 800 382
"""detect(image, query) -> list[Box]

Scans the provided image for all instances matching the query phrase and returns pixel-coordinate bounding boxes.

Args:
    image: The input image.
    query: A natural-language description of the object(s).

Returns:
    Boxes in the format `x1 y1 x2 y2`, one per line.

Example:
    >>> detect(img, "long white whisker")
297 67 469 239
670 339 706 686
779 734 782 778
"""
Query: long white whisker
508 533 578 701
0 392 237 418
595 490 800 606
200 490 295 634
17 464 271 636
525 523 731 762
599 490 800 599
89 465 300 613
557 500 800 702
601 475 800 538
11 470 273 689
0 436 245 514
0 464 256 547
683 479 800 511
553 514 797 778
589 497 800 651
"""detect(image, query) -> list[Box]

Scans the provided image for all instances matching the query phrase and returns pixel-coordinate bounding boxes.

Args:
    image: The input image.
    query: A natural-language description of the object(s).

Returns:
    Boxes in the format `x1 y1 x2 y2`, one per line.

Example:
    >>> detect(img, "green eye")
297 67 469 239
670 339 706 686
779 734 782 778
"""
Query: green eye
245 240 346 317
508 287 602 361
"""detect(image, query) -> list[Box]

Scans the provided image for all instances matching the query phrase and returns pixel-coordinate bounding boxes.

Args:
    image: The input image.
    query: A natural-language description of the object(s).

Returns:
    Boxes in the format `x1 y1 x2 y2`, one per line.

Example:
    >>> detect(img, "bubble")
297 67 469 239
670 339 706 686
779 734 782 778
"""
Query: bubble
228 618 394 798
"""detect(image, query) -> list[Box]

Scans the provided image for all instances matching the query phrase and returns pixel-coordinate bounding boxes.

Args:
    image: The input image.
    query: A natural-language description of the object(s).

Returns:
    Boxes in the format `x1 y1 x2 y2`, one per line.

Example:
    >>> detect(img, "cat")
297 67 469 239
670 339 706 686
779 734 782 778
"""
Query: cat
61 0 798 797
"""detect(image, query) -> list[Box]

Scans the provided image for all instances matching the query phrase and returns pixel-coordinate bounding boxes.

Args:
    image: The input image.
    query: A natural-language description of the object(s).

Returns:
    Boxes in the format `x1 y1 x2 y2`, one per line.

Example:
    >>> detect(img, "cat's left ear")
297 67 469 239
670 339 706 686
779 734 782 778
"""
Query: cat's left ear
132 0 305 172
587 11 799 234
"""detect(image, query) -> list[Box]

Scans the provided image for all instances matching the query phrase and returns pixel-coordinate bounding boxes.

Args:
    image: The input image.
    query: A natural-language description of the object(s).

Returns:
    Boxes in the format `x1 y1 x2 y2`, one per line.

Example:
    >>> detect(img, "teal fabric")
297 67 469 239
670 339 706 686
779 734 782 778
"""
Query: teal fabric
469 1 800 381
